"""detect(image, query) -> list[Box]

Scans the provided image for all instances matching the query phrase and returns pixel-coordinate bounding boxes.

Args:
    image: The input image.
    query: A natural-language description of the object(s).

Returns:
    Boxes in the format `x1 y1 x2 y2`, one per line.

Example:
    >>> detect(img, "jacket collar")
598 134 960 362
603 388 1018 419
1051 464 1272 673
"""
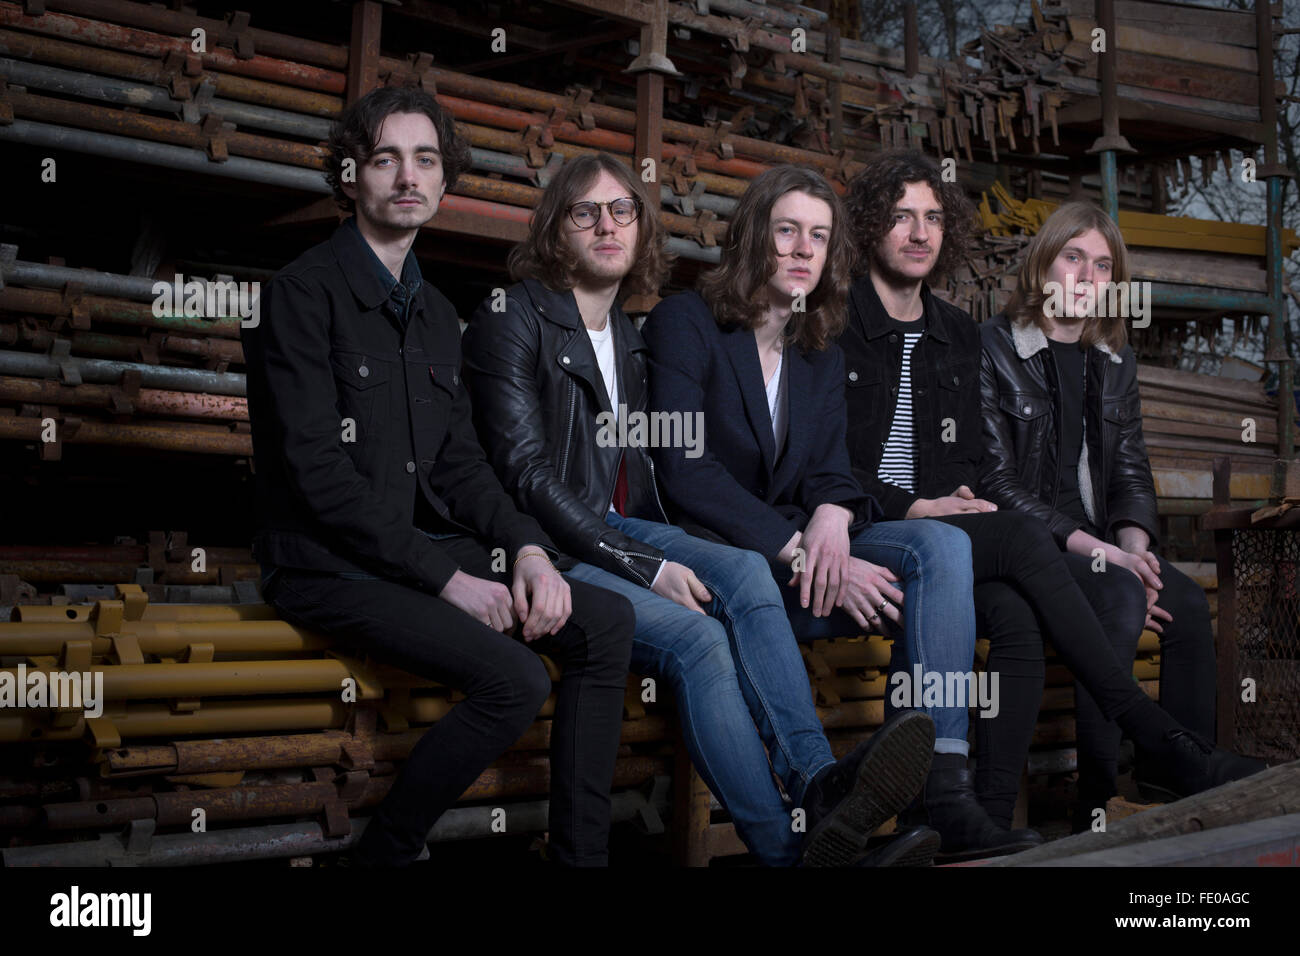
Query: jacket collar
519 277 647 351
331 217 422 312
849 273 950 344
1009 317 1123 364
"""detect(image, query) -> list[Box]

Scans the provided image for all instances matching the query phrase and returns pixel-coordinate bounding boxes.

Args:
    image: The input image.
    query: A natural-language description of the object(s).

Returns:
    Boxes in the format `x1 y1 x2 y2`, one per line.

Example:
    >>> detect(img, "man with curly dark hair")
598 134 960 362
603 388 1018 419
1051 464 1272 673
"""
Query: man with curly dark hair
243 88 637 866
837 149 1259 847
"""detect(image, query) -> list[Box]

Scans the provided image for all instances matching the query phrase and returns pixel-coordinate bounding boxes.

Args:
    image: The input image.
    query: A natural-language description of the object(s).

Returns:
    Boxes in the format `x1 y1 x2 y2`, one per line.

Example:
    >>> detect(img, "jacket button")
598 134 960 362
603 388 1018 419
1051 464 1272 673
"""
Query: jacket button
951 375 960 385
1022 404 1032 414
358 365 369 377
848 371 859 382
452 374 458 385
562 356 571 365
406 461 416 473
889 333 899 342
916 387 926 397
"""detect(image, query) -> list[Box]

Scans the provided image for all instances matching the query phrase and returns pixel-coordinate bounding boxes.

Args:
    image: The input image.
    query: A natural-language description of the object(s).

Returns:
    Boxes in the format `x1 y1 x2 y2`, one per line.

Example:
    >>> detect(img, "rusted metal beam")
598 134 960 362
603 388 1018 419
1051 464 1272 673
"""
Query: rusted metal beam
346 0 382 105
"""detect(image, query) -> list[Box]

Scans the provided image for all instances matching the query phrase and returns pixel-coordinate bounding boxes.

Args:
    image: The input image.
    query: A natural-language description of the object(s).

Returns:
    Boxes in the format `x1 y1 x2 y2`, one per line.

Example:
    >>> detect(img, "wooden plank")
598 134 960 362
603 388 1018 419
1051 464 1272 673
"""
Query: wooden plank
1145 434 1278 458
1151 463 1273 499
1051 73 1262 125
1128 248 1266 293
1067 17 1258 72
1142 417 1278 445
1141 399 1279 434
989 761 1300 866
1140 385 1275 418
1138 365 1272 404
1073 50 1261 106
1063 0 1259 47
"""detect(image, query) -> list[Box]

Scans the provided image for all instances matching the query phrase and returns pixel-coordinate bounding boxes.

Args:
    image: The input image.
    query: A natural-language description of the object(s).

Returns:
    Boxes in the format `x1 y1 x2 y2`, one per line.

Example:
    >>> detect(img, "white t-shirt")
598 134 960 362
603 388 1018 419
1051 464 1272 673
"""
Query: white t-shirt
586 316 618 426
586 314 664 587
765 349 788 459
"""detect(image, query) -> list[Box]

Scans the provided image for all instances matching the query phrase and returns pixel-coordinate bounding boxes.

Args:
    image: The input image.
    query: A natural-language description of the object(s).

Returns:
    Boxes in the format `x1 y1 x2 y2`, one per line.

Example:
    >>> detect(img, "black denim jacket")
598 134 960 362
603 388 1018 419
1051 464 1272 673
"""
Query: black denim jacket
837 274 985 519
241 219 556 595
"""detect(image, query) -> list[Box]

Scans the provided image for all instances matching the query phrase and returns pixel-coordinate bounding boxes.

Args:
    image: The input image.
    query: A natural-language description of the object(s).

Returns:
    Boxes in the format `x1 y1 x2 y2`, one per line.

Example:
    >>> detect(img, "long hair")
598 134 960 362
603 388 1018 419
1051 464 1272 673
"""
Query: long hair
843 148 977 283
325 86 471 212
1005 201 1131 352
698 165 854 352
507 152 671 299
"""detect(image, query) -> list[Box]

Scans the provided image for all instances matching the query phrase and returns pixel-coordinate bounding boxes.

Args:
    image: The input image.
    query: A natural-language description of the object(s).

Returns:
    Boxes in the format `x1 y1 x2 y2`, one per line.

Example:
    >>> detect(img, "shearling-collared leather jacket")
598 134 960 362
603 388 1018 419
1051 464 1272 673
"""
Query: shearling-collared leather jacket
462 278 670 588
977 312 1159 548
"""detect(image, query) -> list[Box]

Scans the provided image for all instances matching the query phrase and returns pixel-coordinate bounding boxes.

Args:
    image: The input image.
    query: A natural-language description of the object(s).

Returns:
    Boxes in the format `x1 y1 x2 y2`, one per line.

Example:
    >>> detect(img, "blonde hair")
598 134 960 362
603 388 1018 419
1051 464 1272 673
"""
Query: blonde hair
1005 201 1131 352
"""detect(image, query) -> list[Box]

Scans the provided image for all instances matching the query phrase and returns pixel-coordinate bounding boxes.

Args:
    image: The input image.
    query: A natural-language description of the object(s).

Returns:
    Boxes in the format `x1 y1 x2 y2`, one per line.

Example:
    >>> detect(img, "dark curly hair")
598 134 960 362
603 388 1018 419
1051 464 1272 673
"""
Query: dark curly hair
507 152 671 299
843 148 977 283
325 86 471 213
698 164 854 352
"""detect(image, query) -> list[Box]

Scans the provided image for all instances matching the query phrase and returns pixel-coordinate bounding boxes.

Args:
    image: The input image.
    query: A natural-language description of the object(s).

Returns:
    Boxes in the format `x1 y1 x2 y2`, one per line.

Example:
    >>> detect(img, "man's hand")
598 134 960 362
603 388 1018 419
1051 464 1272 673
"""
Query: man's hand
511 548 571 642
835 557 905 631
1143 586 1174 634
905 486 998 518
652 560 712 614
1101 543 1163 593
787 503 852 616
439 569 515 633
1115 524 1151 556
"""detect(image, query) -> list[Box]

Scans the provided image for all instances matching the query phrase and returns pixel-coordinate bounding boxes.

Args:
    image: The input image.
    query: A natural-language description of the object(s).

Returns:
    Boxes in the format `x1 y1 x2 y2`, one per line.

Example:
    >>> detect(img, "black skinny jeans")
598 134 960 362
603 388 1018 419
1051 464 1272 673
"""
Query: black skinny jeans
932 512 1215 826
263 535 635 866
1063 551 1216 805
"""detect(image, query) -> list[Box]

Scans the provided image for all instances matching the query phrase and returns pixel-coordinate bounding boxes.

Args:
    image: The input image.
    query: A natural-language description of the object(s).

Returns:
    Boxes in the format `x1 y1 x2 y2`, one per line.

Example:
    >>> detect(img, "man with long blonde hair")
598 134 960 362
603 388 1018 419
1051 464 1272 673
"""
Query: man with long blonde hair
980 201 1266 821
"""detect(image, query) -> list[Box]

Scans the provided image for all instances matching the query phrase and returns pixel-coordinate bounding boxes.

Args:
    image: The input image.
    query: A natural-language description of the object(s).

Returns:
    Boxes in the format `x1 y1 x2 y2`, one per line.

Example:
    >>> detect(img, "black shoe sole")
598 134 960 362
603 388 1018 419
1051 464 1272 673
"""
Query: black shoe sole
801 711 935 867
858 827 942 867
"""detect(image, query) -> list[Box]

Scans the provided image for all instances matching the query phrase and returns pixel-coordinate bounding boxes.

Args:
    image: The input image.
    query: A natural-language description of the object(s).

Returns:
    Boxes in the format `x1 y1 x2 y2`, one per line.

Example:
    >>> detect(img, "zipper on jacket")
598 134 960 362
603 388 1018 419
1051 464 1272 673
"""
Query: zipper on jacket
646 457 670 523
558 378 577 484
597 539 653 586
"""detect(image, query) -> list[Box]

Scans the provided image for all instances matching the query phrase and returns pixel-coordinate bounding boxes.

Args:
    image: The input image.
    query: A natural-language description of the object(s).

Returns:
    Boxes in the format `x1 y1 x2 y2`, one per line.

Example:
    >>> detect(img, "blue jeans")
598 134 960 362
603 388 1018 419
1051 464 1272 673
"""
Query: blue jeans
776 518 976 756
568 514 836 866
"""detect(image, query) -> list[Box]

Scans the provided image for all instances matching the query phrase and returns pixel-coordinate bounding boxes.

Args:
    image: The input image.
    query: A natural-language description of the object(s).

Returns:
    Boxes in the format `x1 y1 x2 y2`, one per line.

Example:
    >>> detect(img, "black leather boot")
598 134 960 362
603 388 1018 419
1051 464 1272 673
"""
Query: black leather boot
1134 729 1268 803
799 710 935 866
907 755 1043 861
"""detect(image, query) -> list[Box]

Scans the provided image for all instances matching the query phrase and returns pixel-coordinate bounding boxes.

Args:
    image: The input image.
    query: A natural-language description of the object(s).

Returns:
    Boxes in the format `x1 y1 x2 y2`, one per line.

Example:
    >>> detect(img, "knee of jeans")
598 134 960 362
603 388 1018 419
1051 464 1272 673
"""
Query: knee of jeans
978 592 1045 660
731 549 782 599
909 520 974 583
475 651 551 717
1106 570 1149 636
668 616 735 680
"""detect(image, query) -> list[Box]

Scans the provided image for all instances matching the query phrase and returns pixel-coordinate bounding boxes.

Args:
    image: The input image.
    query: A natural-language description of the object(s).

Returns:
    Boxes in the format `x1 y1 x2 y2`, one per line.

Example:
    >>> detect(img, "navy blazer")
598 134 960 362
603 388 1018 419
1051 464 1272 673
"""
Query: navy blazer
643 290 878 560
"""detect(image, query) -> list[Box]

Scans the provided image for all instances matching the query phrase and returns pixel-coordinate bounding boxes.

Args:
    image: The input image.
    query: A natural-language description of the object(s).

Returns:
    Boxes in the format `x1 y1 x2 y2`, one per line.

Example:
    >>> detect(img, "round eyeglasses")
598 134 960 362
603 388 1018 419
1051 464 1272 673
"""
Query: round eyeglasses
567 197 642 229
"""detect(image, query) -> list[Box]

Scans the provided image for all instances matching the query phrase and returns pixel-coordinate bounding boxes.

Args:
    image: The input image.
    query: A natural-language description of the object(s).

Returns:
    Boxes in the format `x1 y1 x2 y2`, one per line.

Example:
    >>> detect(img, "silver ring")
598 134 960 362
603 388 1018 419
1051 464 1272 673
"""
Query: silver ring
877 600 890 612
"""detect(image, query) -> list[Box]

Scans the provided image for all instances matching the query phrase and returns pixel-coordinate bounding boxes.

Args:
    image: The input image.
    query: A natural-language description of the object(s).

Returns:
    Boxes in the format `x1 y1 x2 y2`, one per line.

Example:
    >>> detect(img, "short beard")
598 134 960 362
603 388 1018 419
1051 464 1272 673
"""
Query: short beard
870 248 936 289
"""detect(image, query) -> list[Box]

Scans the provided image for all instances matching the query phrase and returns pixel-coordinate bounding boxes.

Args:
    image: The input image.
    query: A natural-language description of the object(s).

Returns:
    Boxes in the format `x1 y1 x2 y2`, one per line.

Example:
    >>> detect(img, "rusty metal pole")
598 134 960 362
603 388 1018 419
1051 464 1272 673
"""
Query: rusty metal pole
625 0 678 203
346 1 382 106
1086 0 1135 221
1256 0 1295 465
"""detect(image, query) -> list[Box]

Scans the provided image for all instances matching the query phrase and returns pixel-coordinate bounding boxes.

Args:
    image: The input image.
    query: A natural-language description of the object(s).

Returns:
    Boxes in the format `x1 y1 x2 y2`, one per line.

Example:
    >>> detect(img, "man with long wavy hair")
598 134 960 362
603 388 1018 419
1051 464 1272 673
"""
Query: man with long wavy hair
644 163 1004 857
463 153 938 867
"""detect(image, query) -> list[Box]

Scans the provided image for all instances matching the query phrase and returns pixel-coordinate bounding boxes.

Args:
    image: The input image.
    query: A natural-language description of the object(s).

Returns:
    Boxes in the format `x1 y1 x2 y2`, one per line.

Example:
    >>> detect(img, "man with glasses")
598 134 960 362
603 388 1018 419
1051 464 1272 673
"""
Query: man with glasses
461 153 938 867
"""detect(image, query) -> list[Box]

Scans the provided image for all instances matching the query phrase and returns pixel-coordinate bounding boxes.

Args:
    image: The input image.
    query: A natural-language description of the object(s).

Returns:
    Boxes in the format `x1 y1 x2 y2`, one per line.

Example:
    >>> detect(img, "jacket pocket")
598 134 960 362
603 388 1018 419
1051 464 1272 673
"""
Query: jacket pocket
331 352 390 451
999 391 1050 422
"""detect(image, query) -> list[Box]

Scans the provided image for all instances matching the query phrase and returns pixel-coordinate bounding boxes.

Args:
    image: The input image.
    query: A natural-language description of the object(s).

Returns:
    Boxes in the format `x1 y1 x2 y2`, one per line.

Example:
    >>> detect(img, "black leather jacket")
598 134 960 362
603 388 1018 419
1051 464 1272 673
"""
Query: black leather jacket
463 278 670 588
978 312 1159 548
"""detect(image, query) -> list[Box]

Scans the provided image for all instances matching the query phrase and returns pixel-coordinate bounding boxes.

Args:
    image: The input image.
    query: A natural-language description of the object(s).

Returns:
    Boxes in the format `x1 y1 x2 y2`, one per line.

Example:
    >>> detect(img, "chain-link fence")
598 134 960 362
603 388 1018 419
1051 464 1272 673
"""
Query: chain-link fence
1229 528 1300 764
